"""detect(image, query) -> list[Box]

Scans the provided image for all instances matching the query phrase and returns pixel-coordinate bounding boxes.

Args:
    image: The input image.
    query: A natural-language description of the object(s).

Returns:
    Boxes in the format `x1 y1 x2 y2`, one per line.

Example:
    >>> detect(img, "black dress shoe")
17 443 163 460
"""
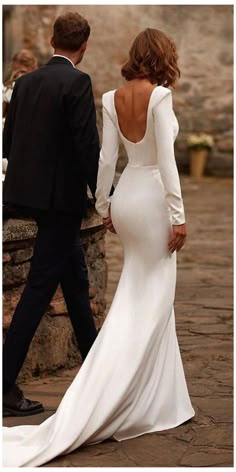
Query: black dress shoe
3 384 44 417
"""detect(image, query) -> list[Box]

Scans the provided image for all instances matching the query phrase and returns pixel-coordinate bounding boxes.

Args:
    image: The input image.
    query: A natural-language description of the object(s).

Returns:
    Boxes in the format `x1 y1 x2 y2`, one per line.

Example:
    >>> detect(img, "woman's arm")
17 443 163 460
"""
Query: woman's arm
153 90 185 226
95 98 119 219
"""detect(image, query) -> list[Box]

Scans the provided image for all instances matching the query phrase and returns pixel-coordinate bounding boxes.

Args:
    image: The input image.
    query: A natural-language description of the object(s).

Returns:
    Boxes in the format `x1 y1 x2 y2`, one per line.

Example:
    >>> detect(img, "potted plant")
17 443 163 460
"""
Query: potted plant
187 133 214 178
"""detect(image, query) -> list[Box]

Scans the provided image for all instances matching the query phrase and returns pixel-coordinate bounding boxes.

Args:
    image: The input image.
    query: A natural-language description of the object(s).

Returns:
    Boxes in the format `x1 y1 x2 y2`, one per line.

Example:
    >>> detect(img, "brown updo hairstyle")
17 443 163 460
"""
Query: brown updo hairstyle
121 28 180 88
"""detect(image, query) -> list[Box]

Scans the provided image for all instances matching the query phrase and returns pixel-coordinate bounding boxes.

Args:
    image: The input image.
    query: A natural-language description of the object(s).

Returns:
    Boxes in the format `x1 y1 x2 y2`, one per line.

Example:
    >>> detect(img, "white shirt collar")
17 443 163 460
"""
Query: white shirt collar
52 54 75 68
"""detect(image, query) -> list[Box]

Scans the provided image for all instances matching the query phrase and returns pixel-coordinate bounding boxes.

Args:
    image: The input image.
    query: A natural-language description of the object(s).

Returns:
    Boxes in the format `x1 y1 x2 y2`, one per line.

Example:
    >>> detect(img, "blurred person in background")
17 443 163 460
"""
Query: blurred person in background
2 49 38 177
3 49 38 118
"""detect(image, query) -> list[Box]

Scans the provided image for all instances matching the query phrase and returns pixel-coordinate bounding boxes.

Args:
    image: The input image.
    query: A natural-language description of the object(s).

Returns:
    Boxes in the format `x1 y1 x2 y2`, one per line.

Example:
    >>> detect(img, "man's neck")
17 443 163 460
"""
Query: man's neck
53 50 77 66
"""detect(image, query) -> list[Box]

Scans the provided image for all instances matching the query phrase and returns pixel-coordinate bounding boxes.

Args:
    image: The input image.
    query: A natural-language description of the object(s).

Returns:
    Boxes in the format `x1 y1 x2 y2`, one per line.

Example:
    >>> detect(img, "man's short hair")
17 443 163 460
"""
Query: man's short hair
53 12 90 51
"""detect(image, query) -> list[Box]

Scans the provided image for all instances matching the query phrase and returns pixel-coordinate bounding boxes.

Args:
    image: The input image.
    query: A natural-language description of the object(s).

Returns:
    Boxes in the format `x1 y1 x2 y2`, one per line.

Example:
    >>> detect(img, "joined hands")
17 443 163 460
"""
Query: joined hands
102 206 117 234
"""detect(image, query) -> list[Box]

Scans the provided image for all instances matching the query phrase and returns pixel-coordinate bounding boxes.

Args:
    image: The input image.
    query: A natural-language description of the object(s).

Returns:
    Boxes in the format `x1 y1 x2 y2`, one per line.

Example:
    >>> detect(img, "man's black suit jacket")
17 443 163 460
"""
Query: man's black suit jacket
3 56 100 218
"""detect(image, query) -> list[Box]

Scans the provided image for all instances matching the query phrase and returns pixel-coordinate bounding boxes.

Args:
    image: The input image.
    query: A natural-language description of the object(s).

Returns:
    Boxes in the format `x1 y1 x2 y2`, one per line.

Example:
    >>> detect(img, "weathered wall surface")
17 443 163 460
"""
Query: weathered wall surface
3 5 233 176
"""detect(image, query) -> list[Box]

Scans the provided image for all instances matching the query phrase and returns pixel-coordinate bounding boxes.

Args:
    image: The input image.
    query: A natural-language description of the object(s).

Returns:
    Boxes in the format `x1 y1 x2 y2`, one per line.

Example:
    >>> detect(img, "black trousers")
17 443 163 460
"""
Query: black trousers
3 210 97 394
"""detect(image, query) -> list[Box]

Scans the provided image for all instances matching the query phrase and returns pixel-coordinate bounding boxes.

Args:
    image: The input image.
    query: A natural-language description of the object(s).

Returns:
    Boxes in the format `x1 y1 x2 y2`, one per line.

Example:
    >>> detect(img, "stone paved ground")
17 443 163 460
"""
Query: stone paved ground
3 177 233 467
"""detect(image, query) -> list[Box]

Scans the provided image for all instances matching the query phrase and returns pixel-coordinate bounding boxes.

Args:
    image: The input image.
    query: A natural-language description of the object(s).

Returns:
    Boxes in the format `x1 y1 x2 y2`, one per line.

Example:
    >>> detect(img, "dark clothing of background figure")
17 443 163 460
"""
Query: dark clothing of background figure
2 57 100 393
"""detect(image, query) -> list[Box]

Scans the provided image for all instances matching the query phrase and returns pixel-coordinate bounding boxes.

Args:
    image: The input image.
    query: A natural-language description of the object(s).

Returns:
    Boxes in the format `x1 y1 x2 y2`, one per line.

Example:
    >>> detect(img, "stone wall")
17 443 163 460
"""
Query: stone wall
3 209 107 382
3 5 233 176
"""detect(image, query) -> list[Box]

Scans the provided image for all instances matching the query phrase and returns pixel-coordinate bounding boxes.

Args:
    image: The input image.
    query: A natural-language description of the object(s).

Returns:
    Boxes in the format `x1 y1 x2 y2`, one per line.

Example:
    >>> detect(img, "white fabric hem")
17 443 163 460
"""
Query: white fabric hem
112 409 195 442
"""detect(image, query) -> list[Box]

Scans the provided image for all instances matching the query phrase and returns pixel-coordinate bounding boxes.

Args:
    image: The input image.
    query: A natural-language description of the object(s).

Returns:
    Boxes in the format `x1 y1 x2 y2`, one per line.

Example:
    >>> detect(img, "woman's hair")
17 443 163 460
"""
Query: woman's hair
5 49 38 87
52 12 90 51
11 49 38 72
121 28 180 87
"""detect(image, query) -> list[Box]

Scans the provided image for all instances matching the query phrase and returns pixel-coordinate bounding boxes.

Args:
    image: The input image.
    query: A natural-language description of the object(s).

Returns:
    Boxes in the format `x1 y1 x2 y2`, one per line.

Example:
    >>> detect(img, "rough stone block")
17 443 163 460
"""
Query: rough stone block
11 247 34 264
3 261 31 288
3 253 11 264
16 315 82 382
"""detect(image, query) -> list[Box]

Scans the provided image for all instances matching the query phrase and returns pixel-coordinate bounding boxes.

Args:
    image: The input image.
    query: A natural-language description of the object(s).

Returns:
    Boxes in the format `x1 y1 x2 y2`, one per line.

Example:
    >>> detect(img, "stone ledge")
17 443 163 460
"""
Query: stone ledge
3 207 104 243
3 218 37 243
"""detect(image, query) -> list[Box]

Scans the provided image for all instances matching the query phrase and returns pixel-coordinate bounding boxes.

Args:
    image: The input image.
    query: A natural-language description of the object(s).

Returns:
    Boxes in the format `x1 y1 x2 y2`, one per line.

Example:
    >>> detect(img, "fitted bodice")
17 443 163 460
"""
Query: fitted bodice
95 85 185 226
111 87 179 168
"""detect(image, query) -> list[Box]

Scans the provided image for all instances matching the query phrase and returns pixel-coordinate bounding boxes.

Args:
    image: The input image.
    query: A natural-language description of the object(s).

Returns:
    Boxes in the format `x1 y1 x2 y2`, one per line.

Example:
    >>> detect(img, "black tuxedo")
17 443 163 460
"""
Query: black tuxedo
3 57 99 394
3 56 100 217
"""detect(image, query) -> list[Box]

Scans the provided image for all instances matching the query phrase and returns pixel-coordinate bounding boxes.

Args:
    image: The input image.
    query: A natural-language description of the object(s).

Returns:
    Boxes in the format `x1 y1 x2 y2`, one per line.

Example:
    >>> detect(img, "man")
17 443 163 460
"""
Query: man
3 12 100 416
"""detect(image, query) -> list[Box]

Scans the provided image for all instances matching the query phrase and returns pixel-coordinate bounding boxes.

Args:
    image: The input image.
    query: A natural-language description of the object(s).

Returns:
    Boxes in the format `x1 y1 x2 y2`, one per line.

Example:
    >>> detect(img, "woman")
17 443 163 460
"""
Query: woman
2 49 38 118
2 50 38 190
3 29 195 467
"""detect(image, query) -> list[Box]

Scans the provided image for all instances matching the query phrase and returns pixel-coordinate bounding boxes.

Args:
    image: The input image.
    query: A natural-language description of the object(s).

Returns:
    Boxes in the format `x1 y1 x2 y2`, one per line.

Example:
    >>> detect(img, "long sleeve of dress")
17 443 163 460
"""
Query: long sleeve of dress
95 97 119 218
153 90 185 225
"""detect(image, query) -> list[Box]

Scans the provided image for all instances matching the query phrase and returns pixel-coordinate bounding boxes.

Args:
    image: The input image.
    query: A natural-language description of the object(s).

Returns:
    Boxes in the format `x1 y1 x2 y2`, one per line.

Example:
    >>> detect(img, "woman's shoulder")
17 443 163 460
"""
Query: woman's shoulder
101 90 117 119
152 85 171 103
102 90 115 106
150 86 173 115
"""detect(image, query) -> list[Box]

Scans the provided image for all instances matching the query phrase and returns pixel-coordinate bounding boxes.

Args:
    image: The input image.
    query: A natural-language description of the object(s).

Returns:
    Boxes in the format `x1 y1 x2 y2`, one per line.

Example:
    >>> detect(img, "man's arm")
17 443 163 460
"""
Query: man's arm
67 73 100 199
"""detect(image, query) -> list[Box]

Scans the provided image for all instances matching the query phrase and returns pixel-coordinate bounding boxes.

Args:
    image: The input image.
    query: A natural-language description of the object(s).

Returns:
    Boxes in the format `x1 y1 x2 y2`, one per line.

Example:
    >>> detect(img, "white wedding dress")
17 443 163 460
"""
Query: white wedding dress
2 86 195 467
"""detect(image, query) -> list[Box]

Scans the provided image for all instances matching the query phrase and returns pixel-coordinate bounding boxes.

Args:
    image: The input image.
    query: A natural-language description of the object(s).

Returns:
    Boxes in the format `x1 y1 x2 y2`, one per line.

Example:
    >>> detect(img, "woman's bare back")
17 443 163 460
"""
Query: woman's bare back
114 81 156 144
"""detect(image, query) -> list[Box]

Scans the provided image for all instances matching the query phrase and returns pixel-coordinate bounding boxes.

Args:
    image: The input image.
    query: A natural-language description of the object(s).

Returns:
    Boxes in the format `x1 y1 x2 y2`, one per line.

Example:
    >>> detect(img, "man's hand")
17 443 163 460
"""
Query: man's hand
168 224 186 253
102 207 116 234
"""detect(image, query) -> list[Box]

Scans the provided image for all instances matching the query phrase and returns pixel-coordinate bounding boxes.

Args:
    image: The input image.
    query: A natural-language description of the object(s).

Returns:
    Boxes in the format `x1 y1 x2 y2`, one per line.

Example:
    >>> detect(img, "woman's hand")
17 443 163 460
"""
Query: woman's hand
102 206 116 234
168 224 186 253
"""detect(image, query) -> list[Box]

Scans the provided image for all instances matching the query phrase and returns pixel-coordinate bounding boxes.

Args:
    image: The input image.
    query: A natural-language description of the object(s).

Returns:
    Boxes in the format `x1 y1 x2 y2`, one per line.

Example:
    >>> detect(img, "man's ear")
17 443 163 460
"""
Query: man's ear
50 36 55 49
81 41 88 52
